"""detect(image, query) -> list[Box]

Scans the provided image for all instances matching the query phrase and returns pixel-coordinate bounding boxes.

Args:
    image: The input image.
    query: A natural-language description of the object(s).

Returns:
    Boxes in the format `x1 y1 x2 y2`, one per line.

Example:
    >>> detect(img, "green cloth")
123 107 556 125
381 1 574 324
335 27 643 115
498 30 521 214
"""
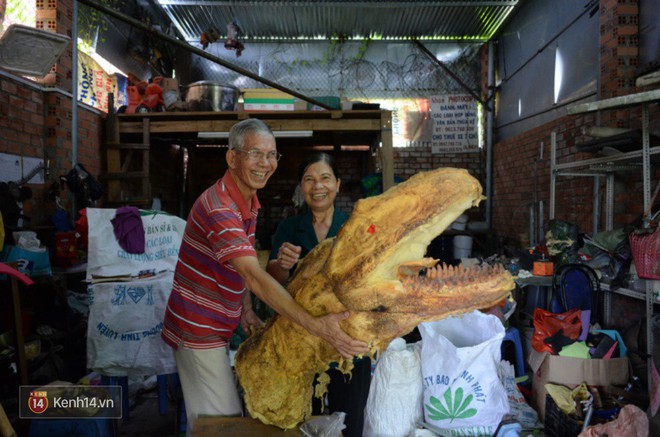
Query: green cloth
269 208 349 261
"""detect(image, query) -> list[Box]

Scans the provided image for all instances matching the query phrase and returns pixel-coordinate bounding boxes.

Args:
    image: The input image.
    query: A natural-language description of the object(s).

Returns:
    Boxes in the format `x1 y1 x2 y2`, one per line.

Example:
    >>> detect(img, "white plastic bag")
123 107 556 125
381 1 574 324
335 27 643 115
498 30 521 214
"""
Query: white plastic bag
300 411 346 437
419 311 509 436
498 361 541 429
363 338 424 437
86 208 185 281
86 273 176 376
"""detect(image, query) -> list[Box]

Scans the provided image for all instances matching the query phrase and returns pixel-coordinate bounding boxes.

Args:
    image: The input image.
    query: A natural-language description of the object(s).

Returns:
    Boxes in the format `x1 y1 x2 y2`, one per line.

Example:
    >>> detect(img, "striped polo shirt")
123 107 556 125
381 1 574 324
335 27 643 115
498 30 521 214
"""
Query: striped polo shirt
161 171 260 350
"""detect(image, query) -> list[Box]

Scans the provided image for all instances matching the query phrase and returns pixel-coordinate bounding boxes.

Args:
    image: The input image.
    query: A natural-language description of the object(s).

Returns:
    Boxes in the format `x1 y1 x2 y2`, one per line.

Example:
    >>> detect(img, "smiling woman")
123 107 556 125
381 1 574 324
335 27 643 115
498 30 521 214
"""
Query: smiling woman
265 152 372 437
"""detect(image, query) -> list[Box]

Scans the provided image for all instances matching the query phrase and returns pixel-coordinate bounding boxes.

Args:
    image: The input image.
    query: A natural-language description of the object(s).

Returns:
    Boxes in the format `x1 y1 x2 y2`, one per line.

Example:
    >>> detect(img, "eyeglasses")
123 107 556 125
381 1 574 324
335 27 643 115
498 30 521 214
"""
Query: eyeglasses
235 149 282 162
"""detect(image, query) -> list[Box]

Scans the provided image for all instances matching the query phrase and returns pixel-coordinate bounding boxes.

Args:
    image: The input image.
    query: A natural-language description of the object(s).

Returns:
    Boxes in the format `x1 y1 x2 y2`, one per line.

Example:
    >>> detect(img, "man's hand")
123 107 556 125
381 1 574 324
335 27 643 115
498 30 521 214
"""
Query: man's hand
240 307 264 337
308 312 370 359
276 242 302 271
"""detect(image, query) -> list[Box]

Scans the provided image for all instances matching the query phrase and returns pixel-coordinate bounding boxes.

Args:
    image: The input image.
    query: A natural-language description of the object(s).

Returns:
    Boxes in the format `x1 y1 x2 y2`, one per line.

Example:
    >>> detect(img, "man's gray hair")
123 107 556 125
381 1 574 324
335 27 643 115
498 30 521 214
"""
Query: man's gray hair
228 118 274 150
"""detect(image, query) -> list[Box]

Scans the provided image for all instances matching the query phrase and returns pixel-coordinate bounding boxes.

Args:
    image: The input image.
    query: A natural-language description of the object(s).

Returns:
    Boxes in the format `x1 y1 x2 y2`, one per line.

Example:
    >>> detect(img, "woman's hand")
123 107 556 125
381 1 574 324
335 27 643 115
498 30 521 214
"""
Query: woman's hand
276 242 302 271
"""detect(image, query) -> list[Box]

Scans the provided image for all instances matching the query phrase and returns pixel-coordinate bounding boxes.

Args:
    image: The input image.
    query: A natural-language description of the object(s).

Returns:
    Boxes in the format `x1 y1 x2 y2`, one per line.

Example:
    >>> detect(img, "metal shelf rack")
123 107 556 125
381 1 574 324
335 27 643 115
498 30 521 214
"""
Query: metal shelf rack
550 88 660 393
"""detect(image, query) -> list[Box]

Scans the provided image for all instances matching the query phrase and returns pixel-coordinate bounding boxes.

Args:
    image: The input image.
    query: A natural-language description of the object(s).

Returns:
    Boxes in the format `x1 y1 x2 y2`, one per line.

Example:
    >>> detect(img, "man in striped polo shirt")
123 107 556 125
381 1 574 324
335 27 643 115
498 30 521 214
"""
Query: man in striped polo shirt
162 118 368 432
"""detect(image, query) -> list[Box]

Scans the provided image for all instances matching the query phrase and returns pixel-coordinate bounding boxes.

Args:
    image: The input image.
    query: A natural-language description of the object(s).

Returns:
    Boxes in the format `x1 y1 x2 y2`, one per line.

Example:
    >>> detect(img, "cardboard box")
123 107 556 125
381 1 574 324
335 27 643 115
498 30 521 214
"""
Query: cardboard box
528 349 629 421
306 95 340 111
243 88 294 111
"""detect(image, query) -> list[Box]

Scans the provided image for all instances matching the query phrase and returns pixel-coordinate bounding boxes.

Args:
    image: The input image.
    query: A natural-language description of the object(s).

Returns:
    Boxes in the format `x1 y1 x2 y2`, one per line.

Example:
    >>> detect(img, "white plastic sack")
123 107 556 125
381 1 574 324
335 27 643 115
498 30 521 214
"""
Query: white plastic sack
498 361 541 429
86 208 186 282
419 311 509 436
86 273 176 377
363 338 424 437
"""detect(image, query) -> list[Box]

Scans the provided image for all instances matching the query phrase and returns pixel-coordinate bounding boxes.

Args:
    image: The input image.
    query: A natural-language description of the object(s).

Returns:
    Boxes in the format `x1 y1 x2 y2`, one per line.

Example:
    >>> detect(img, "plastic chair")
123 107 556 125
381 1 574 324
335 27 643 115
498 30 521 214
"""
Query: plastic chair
501 327 525 378
102 376 129 420
550 263 601 324
157 373 186 433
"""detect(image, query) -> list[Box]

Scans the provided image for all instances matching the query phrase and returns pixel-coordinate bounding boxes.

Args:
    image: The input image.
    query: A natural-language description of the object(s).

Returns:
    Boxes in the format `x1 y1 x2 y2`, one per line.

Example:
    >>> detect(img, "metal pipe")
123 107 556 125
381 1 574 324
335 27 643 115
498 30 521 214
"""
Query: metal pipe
529 203 535 247
76 0 334 110
485 41 494 228
539 200 544 244
413 39 485 107
72 0 79 165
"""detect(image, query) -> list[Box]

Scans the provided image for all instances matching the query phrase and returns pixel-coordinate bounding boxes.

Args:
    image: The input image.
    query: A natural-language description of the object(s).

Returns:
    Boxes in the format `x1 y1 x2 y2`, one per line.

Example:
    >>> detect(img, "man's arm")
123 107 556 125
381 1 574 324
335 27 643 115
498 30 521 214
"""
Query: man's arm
240 291 263 336
229 255 369 359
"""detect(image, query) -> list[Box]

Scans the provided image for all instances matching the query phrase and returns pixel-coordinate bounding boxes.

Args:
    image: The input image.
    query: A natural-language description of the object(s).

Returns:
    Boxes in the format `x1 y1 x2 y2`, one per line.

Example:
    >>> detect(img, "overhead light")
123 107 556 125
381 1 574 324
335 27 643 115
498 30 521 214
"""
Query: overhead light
274 130 313 138
198 132 229 139
198 130 313 139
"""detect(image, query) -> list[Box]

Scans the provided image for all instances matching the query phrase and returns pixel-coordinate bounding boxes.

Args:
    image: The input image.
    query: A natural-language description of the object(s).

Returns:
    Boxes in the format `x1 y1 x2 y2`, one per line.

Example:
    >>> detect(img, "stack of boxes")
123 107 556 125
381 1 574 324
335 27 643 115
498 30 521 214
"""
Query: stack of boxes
241 88 342 112
243 88 295 111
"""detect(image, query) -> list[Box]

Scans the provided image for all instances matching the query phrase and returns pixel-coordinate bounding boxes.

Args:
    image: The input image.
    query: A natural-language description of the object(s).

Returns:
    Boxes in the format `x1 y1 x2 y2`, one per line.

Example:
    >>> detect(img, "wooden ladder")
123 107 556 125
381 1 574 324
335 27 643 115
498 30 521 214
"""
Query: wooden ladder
103 112 152 208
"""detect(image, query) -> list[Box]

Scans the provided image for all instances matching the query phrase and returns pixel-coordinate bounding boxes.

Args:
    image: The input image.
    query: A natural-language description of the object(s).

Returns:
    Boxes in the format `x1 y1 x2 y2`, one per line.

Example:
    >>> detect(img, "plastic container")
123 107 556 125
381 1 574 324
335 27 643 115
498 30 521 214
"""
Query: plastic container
452 235 472 259
451 214 469 230
467 220 488 232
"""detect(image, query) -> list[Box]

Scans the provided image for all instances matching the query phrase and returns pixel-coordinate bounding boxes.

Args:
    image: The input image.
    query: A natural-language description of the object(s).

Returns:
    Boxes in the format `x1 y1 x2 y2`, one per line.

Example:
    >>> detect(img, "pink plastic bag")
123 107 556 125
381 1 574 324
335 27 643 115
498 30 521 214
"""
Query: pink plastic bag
578 404 648 437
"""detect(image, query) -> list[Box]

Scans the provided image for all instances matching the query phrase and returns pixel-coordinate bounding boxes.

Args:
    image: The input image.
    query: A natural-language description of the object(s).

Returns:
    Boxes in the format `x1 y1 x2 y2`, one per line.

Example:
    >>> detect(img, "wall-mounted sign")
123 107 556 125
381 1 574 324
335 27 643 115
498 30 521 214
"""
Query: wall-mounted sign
430 94 480 154
77 51 127 112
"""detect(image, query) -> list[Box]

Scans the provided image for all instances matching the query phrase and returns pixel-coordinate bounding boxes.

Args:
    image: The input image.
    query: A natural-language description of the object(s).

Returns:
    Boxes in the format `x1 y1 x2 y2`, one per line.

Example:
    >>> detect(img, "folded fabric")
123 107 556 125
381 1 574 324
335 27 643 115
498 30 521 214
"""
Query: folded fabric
559 341 591 359
111 206 145 254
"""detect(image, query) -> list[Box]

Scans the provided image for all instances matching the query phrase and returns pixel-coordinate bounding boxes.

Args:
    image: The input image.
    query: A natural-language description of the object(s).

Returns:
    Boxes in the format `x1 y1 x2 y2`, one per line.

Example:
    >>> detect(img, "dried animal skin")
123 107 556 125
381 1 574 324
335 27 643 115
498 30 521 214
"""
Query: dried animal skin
235 167 515 429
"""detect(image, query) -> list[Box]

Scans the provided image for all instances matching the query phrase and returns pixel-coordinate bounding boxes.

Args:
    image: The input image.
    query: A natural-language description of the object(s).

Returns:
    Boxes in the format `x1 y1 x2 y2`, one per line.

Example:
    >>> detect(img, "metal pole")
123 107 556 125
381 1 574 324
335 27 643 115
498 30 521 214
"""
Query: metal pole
414 39 486 107
72 0 78 166
76 0 334 110
485 41 494 228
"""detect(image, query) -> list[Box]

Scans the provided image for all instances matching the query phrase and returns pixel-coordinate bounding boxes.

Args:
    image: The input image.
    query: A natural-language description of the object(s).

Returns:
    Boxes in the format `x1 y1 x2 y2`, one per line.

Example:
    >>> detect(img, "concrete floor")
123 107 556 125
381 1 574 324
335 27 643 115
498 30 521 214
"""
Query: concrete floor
116 386 184 437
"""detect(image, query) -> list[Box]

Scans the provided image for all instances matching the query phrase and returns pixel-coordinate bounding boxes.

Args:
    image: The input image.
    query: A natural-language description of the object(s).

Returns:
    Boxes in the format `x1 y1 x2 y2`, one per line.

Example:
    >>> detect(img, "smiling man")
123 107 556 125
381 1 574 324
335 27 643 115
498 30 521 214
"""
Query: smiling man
161 118 369 434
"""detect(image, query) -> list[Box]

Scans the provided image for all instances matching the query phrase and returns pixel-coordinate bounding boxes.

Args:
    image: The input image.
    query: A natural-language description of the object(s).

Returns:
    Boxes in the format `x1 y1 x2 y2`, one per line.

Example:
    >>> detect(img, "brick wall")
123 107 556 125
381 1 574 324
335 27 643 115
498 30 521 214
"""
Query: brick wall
491 0 659 247
0 0 105 227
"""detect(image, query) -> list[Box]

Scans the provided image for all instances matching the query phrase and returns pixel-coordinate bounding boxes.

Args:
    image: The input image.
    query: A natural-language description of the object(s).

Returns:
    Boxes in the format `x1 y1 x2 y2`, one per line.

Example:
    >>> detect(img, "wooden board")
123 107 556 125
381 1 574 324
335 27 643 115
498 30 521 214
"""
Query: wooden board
191 417 303 436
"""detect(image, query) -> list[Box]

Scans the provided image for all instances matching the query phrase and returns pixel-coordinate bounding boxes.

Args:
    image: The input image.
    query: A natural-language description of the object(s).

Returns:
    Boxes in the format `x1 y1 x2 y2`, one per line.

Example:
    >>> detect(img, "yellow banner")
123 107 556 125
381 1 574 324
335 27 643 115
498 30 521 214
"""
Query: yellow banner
77 51 127 112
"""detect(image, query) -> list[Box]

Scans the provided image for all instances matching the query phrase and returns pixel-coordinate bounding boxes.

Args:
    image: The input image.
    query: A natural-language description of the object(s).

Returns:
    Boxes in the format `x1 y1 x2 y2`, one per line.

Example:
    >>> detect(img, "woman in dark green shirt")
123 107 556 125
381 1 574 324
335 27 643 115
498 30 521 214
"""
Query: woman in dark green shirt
267 152 370 437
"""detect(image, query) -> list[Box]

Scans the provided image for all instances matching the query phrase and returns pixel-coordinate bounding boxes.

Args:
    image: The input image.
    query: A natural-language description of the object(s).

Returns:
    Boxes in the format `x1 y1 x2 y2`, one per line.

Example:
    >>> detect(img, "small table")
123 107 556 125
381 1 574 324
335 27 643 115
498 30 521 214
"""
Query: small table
192 416 303 436
514 274 554 324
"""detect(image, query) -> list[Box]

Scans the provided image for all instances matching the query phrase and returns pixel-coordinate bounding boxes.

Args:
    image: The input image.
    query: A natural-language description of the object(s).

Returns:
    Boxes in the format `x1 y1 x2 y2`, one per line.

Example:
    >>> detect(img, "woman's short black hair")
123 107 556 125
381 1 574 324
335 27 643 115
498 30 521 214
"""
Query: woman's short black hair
297 152 340 182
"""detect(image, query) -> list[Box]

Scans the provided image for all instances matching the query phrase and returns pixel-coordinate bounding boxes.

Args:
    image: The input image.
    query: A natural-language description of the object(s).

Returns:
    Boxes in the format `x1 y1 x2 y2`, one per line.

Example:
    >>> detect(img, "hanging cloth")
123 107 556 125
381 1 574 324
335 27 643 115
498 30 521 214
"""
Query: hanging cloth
111 206 145 254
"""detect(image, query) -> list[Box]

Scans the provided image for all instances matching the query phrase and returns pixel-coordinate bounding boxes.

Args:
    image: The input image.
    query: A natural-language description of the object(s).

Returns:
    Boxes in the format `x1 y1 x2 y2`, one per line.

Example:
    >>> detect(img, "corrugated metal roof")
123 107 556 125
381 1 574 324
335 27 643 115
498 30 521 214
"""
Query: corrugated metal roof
156 0 520 43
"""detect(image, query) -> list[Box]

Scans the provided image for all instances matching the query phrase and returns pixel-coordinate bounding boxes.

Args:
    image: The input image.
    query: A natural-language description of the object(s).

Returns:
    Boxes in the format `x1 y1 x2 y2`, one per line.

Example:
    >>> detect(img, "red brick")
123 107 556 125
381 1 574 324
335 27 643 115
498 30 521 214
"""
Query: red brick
617 46 638 56
617 25 638 36
1 80 17 94
617 5 639 15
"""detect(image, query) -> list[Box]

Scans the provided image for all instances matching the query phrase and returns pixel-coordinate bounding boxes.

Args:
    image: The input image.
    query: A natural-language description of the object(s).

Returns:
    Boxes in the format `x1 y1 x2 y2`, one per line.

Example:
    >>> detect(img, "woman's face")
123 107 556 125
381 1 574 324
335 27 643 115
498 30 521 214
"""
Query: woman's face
300 161 340 212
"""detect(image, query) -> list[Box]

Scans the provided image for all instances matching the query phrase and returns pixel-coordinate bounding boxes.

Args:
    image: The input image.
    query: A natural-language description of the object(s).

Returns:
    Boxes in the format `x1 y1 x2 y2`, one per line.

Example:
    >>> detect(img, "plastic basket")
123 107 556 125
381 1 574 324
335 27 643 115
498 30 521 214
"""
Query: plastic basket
629 227 660 279
544 395 583 437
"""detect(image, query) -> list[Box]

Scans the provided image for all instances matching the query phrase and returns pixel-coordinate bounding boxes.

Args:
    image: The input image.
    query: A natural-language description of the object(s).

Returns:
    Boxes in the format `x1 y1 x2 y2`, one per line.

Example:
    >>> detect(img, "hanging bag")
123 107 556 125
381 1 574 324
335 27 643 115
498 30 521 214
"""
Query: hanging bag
629 211 660 280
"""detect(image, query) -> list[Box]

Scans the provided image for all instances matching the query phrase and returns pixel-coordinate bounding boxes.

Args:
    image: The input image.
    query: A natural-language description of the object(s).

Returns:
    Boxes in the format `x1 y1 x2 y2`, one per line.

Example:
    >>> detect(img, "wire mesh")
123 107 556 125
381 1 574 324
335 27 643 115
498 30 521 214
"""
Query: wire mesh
190 41 482 100
1 0 37 35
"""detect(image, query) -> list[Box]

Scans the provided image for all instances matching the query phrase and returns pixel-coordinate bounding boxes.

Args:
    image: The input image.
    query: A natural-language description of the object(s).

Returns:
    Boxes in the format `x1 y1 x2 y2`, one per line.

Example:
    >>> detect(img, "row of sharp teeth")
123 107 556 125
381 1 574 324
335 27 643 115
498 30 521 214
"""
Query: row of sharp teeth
400 263 507 288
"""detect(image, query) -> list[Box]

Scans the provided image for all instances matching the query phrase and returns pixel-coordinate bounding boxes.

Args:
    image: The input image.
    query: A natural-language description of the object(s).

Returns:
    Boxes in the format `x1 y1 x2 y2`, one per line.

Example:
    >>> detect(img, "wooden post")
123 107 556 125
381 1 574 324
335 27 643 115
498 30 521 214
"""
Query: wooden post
105 93 122 202
142 118 151 201
380 110 394 191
